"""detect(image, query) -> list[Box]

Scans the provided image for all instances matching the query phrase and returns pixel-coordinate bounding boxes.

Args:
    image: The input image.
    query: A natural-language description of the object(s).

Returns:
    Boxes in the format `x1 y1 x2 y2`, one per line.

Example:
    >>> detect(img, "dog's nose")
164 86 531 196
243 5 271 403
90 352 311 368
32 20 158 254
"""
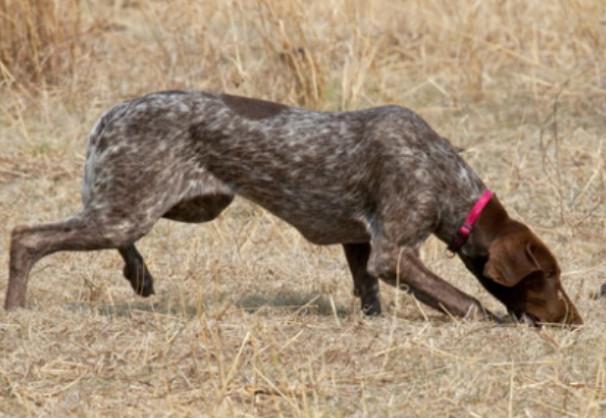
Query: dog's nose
564 307 583 326
560 292 583 326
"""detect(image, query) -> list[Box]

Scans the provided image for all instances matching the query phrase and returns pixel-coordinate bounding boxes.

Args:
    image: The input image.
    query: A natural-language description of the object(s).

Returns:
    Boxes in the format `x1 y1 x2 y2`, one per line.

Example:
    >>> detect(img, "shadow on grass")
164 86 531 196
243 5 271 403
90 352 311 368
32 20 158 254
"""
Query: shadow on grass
65 298 202 318
236 290 351 317
64 290 350 318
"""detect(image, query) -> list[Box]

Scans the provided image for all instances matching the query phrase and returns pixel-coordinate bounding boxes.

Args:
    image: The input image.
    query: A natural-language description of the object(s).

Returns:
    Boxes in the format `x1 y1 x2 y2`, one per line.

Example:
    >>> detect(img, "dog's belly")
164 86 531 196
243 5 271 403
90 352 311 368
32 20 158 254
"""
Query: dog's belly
163 194 234 223
289 217 371 245
230 184 372 245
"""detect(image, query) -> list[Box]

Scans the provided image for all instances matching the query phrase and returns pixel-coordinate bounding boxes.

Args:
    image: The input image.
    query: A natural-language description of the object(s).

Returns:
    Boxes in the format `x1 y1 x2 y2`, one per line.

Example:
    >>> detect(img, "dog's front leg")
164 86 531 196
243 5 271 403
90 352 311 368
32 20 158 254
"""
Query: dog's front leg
367 240 496 321
343 243 381 315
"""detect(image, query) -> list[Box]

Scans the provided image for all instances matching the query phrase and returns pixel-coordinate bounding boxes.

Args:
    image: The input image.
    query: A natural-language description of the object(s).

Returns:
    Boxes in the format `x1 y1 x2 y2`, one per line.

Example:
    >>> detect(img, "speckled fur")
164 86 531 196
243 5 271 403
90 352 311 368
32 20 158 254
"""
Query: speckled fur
6 90 499 318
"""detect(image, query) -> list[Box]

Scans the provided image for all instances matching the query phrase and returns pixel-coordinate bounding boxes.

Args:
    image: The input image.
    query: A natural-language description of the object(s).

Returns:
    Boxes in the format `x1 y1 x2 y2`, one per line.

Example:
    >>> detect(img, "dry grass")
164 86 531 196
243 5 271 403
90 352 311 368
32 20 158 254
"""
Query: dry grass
0 0 100 89
1 0 606 416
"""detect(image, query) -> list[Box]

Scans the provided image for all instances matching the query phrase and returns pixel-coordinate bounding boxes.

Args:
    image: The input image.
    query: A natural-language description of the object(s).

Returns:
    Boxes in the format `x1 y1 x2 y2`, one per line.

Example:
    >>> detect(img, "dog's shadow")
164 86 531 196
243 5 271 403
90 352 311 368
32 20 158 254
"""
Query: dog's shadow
65 290 351 319
65 299 200 318
236 291 351 317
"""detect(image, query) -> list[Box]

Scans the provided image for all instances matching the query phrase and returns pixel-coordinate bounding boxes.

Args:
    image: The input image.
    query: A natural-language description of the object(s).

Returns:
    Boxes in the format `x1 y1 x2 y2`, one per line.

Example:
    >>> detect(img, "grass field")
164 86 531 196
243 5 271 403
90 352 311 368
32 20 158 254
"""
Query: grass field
1 0 605 416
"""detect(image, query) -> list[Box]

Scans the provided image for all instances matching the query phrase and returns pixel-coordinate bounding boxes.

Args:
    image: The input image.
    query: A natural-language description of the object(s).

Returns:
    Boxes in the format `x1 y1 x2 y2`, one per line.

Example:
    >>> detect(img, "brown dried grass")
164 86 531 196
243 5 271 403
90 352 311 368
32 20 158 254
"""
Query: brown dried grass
0 0 99 89
1 0 606 416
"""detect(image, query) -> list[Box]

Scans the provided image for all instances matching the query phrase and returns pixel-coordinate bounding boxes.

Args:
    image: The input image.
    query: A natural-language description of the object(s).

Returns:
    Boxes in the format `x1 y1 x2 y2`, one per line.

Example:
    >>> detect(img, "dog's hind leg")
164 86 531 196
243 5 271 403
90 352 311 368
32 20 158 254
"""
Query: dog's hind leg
119 244 154 297
115 192 234 298
343 243 381 316
5 211 157 310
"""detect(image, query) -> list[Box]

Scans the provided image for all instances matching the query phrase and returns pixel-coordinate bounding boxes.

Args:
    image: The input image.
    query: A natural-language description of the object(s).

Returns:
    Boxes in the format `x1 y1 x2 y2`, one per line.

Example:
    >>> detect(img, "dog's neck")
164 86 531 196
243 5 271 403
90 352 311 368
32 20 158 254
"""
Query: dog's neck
429 149 509 255
458 197 509 257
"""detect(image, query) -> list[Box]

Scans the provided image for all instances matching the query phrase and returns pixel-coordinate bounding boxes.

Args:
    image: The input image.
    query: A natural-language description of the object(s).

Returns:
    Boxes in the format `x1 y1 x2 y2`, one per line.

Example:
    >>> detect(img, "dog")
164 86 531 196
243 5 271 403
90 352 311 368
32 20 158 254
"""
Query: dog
4 90 582 325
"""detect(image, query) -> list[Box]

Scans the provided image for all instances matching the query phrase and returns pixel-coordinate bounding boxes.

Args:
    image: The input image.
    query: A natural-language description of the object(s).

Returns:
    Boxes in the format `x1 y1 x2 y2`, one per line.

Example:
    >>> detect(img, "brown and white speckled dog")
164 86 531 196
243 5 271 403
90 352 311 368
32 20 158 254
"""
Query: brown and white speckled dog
5 91 582 325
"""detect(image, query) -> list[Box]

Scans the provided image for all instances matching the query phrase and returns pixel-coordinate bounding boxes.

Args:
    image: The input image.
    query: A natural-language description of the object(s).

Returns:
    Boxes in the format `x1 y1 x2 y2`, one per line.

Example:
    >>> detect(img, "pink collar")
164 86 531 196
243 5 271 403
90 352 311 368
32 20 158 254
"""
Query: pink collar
448 189 494 252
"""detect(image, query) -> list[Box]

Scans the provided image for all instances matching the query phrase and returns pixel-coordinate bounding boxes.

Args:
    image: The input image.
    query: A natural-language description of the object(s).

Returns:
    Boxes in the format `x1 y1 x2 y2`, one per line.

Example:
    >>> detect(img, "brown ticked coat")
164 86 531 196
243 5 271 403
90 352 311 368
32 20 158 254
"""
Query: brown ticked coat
5 91 582 325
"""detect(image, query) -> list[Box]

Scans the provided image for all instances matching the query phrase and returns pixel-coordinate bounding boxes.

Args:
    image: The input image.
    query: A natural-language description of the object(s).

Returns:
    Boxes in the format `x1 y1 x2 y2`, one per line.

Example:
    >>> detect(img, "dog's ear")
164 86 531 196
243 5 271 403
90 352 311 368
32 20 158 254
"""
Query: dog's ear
483 238 541 287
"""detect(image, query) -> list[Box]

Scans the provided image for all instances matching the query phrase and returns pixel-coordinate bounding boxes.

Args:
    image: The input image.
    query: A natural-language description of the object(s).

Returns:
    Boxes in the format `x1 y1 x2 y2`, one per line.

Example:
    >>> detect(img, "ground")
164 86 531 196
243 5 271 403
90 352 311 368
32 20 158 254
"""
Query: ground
0 1 605 416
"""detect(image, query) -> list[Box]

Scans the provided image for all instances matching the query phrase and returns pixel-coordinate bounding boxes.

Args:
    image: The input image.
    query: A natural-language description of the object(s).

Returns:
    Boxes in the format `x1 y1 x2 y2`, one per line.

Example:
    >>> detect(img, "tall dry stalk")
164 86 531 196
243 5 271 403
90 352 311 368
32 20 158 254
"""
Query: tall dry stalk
252 0 326 107
0 0 88 88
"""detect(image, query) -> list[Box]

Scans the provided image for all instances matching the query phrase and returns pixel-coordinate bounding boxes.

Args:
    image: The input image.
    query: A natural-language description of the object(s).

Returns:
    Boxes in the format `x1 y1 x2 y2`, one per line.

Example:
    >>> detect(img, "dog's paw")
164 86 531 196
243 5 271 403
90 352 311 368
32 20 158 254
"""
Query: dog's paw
361 297 382 316
123 264 155 297
463 302 499 322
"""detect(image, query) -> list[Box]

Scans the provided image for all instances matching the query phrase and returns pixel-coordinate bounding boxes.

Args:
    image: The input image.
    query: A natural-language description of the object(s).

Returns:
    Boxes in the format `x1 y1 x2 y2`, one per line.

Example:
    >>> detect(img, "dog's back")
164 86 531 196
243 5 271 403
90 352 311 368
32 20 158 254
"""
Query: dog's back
83 90 478 244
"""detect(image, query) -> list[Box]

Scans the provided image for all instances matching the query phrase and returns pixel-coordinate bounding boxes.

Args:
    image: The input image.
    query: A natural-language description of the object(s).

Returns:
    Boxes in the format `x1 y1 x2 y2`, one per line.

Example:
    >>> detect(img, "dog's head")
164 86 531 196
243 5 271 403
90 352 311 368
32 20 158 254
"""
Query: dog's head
461 221 582 326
